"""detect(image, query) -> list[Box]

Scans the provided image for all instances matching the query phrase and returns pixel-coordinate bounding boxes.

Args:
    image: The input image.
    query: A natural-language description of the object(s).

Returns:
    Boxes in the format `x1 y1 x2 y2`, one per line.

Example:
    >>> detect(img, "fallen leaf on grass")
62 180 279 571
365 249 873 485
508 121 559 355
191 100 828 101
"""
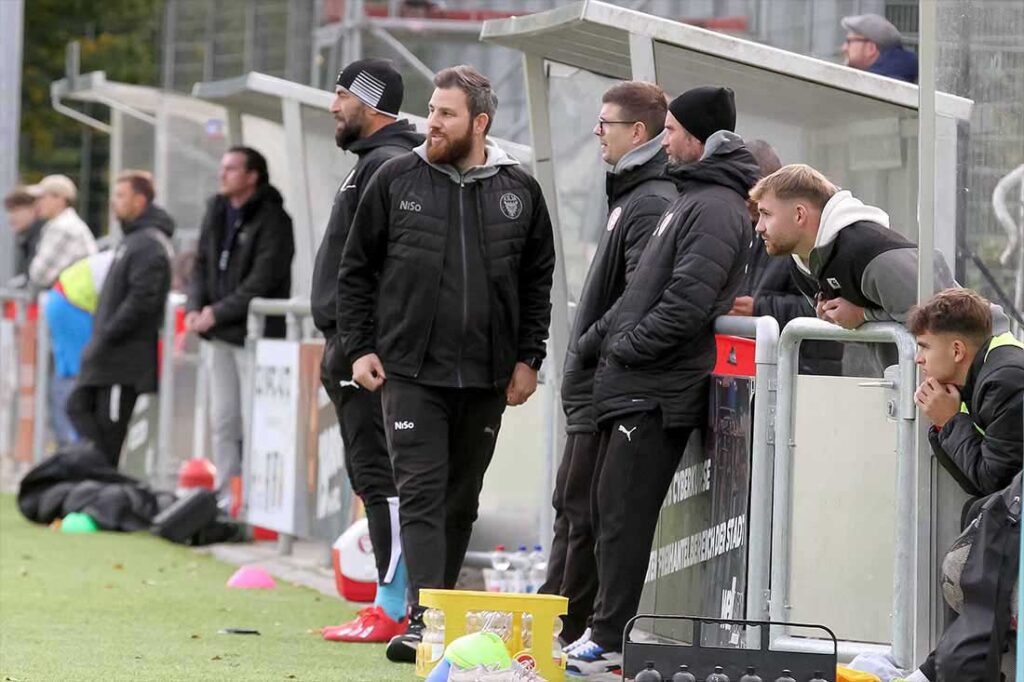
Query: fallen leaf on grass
211 655 222 661
286 676 297 679
190 634 201 639
113 563 124 570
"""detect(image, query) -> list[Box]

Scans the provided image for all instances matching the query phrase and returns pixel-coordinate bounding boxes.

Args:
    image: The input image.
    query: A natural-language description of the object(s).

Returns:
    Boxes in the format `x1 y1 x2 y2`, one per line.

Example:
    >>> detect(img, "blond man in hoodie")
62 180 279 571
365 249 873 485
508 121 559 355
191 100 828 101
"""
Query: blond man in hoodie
749 163 955 331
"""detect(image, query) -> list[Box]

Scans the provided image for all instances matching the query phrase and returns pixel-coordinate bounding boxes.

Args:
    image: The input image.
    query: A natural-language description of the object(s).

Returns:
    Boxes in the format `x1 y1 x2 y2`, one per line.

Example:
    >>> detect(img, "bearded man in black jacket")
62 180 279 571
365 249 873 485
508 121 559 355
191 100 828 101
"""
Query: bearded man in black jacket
311 59 423 644
538 81 676 647
567 86 759 678
337 65 555 663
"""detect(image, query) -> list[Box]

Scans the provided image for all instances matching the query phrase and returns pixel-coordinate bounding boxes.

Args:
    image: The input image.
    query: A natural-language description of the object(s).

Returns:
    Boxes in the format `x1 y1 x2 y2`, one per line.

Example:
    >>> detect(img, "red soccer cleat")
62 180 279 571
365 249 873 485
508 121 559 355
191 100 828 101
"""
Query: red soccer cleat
322 606 406 643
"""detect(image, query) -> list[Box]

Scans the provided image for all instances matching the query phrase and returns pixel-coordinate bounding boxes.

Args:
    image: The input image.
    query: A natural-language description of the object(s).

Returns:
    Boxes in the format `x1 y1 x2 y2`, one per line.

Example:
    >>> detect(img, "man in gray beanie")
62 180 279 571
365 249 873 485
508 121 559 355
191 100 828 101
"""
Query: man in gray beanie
841 13 918 83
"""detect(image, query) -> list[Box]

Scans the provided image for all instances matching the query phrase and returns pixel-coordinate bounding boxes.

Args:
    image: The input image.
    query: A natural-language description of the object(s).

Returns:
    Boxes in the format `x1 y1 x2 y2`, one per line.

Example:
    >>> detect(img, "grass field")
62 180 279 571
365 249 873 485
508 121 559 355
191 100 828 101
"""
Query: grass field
0 495 417 681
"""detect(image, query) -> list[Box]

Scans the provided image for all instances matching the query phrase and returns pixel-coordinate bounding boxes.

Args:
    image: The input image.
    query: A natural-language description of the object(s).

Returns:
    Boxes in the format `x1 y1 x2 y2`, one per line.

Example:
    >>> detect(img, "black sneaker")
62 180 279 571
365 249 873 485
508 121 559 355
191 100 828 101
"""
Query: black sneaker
385 605 425 664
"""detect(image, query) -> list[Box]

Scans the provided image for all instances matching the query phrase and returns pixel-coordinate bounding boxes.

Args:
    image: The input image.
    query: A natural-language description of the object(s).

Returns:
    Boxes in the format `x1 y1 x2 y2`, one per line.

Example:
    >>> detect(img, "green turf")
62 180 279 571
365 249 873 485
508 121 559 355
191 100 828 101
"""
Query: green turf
0 495 417 681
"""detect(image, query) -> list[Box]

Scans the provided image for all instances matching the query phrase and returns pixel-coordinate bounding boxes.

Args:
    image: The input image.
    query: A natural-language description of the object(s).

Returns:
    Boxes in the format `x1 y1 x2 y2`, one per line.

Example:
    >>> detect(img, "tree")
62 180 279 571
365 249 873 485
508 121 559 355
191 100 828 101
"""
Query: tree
20 0 163 233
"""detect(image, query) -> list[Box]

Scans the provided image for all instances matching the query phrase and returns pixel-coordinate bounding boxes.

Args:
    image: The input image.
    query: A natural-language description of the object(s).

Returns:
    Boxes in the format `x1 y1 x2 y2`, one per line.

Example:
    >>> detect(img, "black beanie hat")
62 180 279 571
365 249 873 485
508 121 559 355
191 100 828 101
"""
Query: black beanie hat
336 58 404 117
667 86 736 143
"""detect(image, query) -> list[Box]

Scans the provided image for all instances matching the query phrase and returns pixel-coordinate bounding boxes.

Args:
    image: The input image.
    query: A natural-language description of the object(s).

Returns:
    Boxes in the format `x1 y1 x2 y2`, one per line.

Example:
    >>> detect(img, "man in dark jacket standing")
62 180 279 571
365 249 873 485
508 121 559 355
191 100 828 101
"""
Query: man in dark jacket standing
337 65 555 663
539 81 676 647
567 86 759 677
729 140 843 375
311 59 423 643
841 13 918 84
186 147 295 502
68 171 175 465
909 288 1023 498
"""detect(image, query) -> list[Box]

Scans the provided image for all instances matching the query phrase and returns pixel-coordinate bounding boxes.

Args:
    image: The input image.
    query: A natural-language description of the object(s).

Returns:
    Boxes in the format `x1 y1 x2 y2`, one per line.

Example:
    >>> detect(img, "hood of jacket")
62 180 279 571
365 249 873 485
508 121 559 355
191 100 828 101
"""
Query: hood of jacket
347 118 424 156
666 130 760 198
794 189 891 275
122 203 175 238
413 139 519 184
606 134 669 202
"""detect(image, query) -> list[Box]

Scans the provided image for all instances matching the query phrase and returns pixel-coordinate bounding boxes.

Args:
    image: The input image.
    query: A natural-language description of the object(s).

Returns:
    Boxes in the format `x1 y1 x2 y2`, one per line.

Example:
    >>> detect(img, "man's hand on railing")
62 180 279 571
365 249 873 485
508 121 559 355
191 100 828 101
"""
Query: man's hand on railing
352 352 386 391
817 296 866 330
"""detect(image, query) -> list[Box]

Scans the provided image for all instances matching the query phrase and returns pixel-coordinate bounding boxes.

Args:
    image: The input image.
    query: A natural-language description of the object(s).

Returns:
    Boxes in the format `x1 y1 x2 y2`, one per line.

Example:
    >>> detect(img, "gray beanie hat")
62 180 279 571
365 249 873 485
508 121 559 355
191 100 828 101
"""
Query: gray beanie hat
841 13 903 49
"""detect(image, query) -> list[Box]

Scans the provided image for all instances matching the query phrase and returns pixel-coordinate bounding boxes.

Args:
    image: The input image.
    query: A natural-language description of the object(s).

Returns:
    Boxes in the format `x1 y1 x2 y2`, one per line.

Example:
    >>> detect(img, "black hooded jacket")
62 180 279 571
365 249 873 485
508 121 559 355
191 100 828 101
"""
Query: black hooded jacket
311 120 424 339
929 333 1024 498
187 184 295 346
562 142 676 433
587 132 759 428
78 204 175 393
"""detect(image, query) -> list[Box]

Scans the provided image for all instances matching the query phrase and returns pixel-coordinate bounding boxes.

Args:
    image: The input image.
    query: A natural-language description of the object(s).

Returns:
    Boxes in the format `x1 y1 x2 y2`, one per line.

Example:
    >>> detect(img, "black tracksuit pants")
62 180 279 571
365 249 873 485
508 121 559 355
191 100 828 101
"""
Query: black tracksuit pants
590 409 692 651
321 336 399 585
539 430 602 642
66 383 140 467
381 376 506 607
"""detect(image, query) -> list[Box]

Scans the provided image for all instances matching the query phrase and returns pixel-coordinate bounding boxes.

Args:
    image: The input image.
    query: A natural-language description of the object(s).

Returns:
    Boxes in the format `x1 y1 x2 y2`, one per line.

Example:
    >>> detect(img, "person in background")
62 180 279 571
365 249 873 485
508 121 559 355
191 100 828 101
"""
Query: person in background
68 171 175 466
337 65 555 664
27 174 97 290
729 140 843 375
540 80 676 649
909 288 1023 498
4 186 44 283
23 175 98 446
841 13 918 84
186 147 295 505
311 58 423 644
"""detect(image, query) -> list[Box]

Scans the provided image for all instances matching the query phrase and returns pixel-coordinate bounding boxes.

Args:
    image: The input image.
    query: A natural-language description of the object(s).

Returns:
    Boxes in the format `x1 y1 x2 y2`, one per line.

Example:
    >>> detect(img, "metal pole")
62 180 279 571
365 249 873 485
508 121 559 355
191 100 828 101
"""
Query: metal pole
156 293 183 490
0 0 24 284
714 315 780 625
916 0 938 665
32 293 50 463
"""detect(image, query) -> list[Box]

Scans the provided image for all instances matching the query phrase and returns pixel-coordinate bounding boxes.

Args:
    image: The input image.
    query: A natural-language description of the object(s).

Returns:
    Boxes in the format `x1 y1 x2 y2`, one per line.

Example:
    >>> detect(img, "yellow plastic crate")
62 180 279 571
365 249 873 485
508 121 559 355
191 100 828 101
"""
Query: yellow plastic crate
416 589 569 681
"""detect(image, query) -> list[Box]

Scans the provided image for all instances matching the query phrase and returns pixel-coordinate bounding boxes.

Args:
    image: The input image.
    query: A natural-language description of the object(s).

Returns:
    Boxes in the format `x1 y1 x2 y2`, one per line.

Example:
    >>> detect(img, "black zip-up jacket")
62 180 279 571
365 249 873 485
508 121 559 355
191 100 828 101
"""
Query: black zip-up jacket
588 131 759 428
79 204 175 393
928 333 1024 498
311 120 424 338
187 184 295 346
562 142 676 432
337 141 556 390
739 231 843 375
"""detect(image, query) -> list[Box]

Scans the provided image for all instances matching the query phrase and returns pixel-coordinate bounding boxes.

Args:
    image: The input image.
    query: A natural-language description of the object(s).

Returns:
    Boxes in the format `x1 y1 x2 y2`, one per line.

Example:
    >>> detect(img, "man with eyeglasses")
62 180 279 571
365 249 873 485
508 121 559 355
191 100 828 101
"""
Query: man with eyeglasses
841 13 917 84
539 81 676 652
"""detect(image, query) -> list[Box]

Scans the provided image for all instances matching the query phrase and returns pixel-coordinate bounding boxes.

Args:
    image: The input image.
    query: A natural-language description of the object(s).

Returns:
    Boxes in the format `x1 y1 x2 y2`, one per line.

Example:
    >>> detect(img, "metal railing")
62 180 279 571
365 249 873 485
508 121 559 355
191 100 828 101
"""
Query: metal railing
713 315 780 628
768 318 921 666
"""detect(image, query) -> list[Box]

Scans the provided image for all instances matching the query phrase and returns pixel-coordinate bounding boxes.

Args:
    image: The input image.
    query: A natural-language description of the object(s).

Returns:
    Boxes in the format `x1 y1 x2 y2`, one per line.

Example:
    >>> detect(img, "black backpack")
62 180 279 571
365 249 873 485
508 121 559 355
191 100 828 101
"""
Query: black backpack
936 471 1021 681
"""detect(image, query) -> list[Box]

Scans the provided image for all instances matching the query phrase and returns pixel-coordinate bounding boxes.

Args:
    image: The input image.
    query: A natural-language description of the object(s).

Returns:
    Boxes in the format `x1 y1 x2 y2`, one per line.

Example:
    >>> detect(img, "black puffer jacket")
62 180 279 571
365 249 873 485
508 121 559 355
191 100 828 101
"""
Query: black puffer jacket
78 204 175 393
310 120 424 338
337 142 555 390
929 332 1024 498
562 142 676 432
589 132 759 428
187 184 295 346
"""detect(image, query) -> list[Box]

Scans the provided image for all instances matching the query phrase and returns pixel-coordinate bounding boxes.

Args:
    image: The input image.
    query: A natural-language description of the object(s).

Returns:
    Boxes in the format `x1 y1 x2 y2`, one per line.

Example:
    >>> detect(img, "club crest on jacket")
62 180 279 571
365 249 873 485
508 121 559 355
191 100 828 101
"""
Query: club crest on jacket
500 192 523 219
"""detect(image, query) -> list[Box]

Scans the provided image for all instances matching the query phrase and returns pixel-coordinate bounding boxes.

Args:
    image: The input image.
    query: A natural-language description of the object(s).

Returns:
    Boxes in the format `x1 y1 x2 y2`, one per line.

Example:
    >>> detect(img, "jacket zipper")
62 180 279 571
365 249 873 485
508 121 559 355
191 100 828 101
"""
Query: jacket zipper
455 178 468 388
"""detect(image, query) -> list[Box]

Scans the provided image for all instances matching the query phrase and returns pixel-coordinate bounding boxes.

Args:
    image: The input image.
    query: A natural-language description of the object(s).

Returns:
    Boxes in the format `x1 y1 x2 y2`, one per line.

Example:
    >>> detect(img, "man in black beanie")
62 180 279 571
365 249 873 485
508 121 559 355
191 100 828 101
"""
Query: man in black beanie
311 58 423 644
567 85 759 677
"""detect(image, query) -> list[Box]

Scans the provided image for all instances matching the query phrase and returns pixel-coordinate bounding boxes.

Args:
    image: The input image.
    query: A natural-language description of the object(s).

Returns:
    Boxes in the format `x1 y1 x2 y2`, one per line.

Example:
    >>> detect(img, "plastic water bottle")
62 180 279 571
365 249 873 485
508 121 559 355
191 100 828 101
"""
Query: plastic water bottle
521 612 533 649
672 665 697 682
551 615 564 668
635 662 664 681
422 608 446 661
706 666 730 682
527 544 547 593
773 671 796 682
490 545 511 592
739 667 763 682
510 545 530 593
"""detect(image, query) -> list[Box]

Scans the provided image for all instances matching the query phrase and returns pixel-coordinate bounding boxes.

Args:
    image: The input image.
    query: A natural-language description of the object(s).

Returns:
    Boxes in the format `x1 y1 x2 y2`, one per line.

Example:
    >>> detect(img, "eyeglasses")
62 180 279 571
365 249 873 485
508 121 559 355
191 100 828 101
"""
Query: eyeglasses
596 119 638 134
843 36 870 45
